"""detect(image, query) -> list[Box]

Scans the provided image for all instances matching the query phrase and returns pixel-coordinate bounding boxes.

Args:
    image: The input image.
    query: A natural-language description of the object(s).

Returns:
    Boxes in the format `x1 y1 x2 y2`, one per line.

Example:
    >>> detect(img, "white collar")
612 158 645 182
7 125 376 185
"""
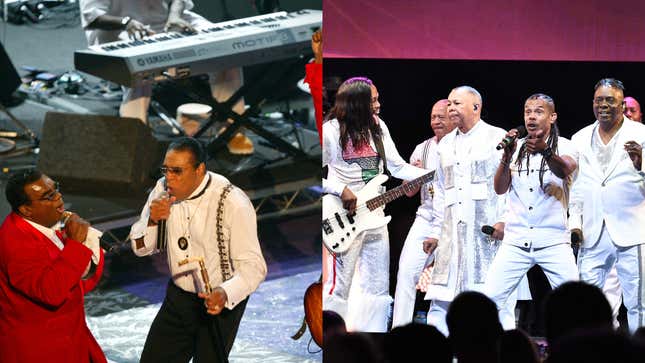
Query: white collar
22 217 64 248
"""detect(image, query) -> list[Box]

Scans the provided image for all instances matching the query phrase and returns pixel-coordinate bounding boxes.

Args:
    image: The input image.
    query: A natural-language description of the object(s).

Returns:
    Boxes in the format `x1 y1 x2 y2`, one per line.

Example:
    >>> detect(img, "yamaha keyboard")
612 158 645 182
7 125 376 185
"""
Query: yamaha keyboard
74 9 321 86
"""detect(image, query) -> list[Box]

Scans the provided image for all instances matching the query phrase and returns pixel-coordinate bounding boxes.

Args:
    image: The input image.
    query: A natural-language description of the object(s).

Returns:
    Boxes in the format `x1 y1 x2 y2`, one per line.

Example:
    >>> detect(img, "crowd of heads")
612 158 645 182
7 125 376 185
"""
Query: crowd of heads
324 281 645 362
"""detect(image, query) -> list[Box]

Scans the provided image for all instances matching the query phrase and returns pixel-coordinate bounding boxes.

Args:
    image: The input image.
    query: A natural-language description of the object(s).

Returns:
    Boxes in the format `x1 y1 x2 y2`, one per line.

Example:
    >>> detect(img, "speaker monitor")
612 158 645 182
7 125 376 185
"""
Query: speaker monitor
38 112 163 196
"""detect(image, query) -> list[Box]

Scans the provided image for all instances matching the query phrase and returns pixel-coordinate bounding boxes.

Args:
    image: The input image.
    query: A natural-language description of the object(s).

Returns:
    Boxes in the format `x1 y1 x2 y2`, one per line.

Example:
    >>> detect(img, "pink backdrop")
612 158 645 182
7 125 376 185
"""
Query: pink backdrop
324 0 645 61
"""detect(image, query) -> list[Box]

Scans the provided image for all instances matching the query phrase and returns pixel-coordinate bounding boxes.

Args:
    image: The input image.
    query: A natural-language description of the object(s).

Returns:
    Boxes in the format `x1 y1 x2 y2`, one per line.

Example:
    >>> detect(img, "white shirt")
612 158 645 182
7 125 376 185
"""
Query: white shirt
503 137 574 248
25 219 65 250
409 136 439 220
130 171 267 309
322 117 427 196
79 0 208 45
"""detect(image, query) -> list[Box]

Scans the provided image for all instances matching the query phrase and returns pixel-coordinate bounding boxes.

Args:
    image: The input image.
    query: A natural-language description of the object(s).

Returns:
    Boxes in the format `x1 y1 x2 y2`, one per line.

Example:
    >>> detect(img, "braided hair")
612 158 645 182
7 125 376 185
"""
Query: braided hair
328 77 382 151
514 93 560 189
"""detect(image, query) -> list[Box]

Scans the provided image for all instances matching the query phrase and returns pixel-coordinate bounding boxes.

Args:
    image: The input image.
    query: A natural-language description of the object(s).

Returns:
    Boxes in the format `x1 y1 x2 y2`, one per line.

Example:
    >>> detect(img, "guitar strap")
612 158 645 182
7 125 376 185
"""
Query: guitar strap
291 274 323 342
374 134 391 176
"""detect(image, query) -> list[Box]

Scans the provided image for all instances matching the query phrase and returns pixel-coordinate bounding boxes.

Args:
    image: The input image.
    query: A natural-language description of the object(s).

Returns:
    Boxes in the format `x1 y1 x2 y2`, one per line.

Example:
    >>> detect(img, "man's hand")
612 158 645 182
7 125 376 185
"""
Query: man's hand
524 129 548 154
149 195 176 225
423 238 438 255
164 16 196 34
126 19 155 40
311 29 322 64
491 222 505 241
64 213 89 243
501 129 519 159
624 140 642 171
340 186 357 216
198 287 228 315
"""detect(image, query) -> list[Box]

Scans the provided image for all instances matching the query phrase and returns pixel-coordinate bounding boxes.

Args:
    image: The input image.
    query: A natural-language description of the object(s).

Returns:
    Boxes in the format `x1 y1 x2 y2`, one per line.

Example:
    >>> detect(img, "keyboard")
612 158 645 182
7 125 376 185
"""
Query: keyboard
74 9 321 86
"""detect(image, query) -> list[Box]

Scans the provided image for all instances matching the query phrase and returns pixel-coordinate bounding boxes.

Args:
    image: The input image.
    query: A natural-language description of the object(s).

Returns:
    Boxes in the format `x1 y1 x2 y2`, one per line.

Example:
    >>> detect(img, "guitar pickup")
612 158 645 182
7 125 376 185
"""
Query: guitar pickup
322 219 333 235
347 214 354 224
334 213 345 228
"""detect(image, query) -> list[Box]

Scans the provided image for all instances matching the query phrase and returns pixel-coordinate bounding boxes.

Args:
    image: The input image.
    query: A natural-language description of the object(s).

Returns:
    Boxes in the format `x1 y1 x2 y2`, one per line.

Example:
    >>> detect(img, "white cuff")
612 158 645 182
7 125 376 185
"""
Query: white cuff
84 227 103 264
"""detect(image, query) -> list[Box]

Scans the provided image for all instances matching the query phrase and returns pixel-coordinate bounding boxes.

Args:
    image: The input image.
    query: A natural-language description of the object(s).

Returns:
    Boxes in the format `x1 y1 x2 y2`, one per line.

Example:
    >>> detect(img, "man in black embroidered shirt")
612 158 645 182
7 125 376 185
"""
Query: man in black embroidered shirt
130 137 266 362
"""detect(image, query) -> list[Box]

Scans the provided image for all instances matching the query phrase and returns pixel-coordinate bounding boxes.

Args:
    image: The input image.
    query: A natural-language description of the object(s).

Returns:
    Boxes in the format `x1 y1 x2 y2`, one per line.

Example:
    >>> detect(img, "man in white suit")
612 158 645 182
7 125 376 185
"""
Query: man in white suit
569 78 645 332
423 86 517 335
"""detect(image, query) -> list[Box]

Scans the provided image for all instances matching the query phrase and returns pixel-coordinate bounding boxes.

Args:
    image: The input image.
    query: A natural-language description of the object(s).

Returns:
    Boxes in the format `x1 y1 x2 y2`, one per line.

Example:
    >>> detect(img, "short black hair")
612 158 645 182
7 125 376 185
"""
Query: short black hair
594 78 625 92
5 169 42 213
167 137 207 166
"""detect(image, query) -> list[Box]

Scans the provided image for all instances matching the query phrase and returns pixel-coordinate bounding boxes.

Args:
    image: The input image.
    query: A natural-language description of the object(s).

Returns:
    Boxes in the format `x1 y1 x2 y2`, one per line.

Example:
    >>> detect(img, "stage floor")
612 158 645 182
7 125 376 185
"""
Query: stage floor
83 214 322 363
86 268 321 362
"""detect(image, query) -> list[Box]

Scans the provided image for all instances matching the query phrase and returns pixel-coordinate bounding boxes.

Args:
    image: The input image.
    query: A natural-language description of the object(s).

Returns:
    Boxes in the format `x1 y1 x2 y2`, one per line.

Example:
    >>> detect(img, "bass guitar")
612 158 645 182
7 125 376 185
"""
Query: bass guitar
322 171 435 253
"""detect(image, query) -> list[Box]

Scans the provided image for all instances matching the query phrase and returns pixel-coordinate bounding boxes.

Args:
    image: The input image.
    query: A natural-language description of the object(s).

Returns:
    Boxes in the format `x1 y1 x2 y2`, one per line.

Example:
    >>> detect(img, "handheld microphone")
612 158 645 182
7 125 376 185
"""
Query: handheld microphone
571 231 581 245
156 189 169 251
60 211 73 229
481 225 495 236
496 125 528 150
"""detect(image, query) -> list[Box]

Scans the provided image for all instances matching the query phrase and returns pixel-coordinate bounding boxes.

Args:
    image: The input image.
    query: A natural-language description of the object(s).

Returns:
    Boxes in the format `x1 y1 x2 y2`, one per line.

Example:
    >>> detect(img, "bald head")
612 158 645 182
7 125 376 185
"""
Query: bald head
625 96 642 122
430 99 455 141
447 86 482 133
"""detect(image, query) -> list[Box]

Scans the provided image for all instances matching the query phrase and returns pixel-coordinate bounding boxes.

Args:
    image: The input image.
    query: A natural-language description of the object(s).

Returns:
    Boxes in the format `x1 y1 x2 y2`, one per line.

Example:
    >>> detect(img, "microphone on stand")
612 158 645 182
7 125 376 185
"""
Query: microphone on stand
496 125 528 150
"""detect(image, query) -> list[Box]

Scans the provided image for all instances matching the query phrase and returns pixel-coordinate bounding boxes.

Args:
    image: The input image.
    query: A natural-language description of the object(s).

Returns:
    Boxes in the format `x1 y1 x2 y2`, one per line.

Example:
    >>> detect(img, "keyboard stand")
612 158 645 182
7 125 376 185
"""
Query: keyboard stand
192 56 315 162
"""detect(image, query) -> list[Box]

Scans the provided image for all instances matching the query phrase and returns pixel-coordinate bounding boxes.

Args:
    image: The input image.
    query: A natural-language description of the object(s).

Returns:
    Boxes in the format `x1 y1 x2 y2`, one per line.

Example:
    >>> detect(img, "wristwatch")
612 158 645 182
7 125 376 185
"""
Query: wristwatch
121 16 132 29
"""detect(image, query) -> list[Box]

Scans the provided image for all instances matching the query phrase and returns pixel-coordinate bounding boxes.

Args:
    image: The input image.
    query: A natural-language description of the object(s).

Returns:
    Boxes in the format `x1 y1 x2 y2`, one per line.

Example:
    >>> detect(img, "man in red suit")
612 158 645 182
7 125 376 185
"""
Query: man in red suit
0 170 106 363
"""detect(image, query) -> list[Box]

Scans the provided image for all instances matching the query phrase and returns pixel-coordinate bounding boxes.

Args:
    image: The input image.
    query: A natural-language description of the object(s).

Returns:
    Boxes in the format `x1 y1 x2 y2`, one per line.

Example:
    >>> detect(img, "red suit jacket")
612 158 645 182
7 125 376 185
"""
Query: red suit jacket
305 62 322 145
0 212 106 363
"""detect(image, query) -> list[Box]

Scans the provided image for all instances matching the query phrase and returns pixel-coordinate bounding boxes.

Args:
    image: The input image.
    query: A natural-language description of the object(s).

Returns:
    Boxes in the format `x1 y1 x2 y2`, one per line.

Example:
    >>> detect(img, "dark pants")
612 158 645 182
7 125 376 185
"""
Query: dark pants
140 280 248 363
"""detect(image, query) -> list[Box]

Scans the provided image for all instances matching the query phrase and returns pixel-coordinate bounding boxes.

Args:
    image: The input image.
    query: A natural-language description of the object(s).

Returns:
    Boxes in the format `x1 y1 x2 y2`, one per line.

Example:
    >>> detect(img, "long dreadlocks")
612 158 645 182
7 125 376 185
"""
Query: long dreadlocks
514 93 560 189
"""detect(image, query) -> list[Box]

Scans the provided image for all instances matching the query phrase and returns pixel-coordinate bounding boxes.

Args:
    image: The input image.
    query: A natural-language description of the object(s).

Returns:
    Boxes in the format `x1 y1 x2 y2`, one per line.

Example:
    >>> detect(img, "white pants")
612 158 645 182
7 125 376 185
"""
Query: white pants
392 216 433 328
485 243 579 319
603 266 623 328
120 68 244 124
323 225 392 332
578 224 645 333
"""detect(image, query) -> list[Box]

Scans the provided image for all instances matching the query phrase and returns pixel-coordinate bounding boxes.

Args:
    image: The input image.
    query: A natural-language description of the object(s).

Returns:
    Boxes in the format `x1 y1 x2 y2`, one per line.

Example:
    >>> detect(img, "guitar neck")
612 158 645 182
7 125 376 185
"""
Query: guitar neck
365 171 435 210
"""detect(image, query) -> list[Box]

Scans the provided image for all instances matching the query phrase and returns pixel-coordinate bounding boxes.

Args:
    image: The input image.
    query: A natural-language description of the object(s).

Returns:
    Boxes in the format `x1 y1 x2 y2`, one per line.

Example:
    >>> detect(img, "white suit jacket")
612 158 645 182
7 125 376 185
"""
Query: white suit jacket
569 118 645 247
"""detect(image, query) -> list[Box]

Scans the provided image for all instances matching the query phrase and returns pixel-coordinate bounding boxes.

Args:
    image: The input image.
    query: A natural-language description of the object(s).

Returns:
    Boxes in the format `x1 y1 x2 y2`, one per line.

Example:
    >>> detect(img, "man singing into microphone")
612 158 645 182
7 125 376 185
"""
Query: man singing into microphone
483 93 579 318
0 170 106 363
130 137 266 362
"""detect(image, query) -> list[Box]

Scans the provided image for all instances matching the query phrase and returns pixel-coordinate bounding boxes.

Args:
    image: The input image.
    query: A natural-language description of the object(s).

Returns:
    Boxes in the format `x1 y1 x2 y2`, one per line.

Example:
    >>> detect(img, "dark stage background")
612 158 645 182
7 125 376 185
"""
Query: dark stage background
325 57 645 295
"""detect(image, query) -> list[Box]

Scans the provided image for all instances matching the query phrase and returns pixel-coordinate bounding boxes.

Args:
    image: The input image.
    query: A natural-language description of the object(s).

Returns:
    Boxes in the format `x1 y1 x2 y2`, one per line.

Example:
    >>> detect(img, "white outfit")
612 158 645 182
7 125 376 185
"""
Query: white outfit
79 0 243 123
130 171 267 308
392 136 440 328
322 118 427 332
569 117 645 332
604 266 623 327
423 120 517 335
484 137 579 315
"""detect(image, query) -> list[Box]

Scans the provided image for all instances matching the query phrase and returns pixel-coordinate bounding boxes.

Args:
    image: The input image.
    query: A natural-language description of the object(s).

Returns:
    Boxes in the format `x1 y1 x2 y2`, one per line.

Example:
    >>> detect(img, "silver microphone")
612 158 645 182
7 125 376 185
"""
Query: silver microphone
60 211 73 229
